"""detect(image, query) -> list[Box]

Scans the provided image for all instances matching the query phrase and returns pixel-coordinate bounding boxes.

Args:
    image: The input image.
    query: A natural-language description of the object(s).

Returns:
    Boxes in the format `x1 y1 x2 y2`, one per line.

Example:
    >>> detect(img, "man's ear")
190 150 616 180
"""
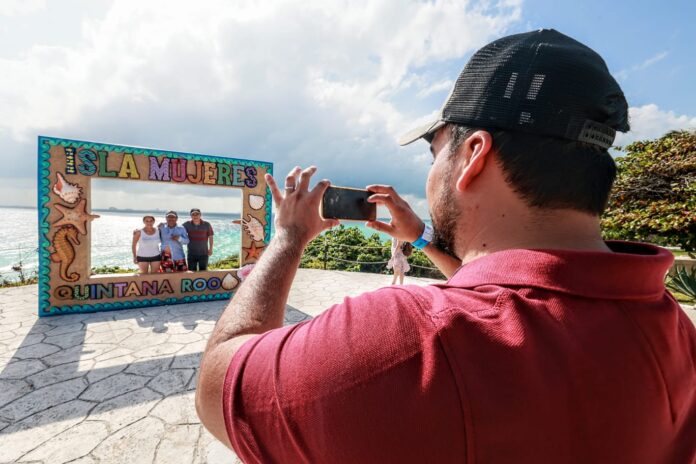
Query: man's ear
454 130 493 192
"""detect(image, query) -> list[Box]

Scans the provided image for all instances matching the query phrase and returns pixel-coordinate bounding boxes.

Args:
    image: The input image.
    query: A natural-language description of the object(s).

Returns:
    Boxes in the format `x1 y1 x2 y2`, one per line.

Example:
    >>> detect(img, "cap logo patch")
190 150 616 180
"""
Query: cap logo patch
525 74 545 100
503 72 518 99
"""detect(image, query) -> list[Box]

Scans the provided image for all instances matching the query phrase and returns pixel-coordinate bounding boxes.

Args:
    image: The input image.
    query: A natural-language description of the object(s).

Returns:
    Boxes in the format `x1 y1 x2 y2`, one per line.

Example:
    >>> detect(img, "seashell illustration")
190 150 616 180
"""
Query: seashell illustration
53 172 83 204
248 194 265 210
238 263 255 281
221 273 239 290
240 214 265 242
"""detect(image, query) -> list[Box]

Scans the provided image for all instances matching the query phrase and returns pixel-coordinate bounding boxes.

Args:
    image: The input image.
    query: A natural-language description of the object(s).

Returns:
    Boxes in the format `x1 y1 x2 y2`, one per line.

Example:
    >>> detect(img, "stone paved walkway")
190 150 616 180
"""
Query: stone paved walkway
1 270 694 463
0 270 441 463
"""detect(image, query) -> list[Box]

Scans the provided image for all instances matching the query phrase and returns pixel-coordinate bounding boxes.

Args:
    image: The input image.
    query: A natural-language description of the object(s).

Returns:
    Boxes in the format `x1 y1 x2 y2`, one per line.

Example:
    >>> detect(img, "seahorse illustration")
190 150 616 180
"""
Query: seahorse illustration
240 214 265 242
50 225 81 282
52 172 83 204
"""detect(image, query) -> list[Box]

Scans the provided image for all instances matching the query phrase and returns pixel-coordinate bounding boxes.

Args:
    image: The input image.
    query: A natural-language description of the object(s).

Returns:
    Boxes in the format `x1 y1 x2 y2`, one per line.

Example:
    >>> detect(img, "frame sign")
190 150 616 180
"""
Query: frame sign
37 136 273 316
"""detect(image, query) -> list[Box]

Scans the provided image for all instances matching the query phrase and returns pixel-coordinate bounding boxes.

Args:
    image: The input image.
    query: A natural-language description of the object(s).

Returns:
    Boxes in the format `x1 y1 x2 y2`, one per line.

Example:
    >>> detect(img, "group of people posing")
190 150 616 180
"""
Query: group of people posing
131 208 214 274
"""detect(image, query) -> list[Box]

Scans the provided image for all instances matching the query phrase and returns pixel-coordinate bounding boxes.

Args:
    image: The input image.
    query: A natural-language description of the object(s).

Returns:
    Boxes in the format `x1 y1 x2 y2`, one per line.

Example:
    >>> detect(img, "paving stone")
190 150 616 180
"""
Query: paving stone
124 356 173 377
43 330 86 349
66 456 97 464
154 424 199 463
20 420 110 463
166 331 204 344
1 332 47 353
45 322 85 336
27 359 93 389
171 351 202 369
148 369 195 396
84 328 132 345
120 332 169 350
93 346 133 362
0 322 22 333
10 342 61 360
86 356 131 384
0 400 94 462
92 416 164 464
0 379 32 408
195 429 242 464
0 377 88 422
0 330 17 341
0 359 46 379
42 344 110 367
88 387 162 431
187 369 199 391
150 392 198 425
80 373 150 402
132 342 183 359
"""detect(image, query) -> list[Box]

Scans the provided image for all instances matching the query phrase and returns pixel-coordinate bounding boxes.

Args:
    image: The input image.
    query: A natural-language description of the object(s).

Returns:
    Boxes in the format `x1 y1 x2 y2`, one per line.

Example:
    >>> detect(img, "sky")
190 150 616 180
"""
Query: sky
1 0 695 217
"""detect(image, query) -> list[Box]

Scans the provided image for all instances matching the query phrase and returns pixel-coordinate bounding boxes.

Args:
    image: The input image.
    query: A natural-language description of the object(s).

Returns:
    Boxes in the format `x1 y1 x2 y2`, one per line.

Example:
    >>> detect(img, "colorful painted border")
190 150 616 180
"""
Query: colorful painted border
37 135 273 316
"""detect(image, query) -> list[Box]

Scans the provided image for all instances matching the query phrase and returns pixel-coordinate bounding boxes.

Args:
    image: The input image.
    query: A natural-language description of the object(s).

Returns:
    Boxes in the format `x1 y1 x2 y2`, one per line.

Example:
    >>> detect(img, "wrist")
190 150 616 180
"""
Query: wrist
412 223 434 250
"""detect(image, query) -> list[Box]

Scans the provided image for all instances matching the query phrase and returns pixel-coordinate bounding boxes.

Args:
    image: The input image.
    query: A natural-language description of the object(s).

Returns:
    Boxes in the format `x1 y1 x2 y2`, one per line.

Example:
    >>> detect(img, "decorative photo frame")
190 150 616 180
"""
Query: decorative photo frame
37 136 273 317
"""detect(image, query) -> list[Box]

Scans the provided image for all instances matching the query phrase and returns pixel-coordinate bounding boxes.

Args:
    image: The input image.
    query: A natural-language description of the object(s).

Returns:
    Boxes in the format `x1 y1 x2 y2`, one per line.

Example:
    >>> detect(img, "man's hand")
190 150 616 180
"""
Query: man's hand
365 184 425 242
172 234 180 241
265 166 339 247
208 249 213 256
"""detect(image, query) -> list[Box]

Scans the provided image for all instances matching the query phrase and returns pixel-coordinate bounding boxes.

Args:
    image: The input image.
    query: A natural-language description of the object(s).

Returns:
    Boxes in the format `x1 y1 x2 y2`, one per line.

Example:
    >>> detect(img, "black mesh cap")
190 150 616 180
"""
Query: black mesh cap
399 29 629 149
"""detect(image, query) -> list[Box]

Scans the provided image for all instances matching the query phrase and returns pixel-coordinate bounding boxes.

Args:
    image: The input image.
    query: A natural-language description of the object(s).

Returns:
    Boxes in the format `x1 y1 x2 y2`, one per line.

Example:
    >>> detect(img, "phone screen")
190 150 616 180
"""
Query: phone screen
321 186 377 221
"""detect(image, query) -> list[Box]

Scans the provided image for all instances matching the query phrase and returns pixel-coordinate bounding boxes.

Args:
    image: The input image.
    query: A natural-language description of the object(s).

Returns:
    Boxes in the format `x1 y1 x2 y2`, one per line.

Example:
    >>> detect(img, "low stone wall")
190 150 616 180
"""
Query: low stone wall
670 256 696 275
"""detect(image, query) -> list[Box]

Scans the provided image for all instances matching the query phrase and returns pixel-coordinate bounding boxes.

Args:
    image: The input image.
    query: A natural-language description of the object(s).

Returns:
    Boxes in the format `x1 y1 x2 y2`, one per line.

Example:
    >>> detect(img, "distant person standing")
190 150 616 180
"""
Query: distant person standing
131 215 161 274
387 238 411 285
183 208 214 271
158 211 190 272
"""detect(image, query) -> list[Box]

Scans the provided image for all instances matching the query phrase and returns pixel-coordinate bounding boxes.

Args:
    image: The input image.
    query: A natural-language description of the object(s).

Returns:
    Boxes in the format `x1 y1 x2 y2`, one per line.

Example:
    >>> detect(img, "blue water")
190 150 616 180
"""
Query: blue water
0 206 416 282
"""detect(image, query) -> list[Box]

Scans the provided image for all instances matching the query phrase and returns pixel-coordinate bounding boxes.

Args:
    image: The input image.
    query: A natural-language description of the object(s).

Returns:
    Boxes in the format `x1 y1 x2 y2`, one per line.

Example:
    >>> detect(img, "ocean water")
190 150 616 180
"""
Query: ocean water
0 206 400 282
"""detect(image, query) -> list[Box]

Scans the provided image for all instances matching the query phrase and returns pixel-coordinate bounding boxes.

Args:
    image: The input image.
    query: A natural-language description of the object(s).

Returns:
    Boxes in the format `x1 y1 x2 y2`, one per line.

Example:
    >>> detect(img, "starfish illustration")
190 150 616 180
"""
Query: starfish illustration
53 199 100 235
243 241 265 261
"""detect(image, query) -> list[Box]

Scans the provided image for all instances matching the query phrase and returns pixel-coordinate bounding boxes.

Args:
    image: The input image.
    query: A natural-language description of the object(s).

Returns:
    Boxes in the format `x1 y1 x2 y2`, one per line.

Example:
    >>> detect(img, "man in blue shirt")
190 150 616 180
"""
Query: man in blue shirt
158 211 190 272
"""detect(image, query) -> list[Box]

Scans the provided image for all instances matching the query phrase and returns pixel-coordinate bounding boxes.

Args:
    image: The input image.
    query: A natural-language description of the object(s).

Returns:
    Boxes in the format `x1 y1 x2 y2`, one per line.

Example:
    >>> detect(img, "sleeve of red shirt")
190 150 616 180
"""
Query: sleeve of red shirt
222 285 466 463
208 222 214 236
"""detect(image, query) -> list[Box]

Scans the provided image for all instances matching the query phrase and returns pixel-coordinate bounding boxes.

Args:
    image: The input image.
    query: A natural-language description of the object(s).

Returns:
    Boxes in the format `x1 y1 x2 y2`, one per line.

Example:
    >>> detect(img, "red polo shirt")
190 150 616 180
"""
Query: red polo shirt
223 242 696 463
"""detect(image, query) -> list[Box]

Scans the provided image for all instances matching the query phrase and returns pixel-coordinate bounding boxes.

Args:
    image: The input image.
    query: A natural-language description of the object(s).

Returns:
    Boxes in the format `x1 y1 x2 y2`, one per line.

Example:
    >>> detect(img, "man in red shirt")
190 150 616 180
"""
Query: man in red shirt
196 30 696 463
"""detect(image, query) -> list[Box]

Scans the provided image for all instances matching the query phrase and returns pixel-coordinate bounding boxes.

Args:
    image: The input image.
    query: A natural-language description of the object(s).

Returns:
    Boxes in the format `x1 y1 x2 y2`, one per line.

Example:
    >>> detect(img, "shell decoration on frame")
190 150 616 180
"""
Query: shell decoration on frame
241 214 265 242
249 194 265 210
53 172 83 204
53 199 100 235
221 273 239 290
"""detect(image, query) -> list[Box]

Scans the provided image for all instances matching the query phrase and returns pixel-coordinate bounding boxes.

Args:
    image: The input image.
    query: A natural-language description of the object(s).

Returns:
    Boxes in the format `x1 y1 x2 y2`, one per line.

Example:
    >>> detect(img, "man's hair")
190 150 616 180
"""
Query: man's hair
449 124 617 215
142 215 155 222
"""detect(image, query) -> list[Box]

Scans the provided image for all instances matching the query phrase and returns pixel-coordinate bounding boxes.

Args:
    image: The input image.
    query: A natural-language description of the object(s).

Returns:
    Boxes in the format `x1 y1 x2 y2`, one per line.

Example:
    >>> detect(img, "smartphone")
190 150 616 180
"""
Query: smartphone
321 186 377 221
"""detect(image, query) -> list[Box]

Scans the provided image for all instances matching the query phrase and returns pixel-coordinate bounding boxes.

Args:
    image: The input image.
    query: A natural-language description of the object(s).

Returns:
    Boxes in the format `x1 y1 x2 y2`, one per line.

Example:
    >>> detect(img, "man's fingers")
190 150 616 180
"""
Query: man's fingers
366 184 397 196
285 166 302 192
366 220 396 235
298 166 317 192
265 174 283 207
367 193 396 207
311 179 331 199
321 218 340 231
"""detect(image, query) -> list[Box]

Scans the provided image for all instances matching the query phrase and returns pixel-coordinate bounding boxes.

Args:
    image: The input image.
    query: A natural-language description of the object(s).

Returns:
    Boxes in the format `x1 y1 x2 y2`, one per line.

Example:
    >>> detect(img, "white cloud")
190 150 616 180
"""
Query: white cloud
615 51 669 80
615 104 696 147
0 0 521 214
417 79 454 98
0 0 45 17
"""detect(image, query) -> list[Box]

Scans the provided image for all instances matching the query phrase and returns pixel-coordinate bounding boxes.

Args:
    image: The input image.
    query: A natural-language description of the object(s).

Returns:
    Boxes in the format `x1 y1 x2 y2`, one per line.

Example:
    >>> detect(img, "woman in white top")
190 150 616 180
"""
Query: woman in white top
387 238 411 285
132 215 162 274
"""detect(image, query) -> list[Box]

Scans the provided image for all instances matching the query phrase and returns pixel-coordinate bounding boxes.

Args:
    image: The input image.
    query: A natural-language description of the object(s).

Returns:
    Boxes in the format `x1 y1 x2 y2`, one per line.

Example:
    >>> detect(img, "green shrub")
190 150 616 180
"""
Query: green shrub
602 130 696 251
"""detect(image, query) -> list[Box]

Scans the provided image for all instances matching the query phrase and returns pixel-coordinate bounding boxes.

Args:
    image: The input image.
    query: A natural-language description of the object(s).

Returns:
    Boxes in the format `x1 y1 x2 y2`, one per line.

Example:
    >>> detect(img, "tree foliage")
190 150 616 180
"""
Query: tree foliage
602 130 696 251
301 225 445 279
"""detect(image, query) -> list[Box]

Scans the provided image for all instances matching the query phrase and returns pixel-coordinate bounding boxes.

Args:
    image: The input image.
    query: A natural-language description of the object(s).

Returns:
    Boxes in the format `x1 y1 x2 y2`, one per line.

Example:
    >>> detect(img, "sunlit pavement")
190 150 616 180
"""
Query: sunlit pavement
0 269 442 463
1 271 693 463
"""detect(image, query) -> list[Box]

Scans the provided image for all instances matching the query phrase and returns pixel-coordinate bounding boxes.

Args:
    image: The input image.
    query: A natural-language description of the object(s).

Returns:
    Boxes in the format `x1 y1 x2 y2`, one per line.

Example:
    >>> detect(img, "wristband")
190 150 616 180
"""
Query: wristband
412 223 434 249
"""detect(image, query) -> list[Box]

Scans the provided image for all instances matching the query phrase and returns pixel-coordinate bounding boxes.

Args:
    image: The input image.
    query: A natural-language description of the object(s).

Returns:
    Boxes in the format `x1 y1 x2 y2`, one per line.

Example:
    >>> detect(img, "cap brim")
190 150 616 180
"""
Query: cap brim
398 119 446 146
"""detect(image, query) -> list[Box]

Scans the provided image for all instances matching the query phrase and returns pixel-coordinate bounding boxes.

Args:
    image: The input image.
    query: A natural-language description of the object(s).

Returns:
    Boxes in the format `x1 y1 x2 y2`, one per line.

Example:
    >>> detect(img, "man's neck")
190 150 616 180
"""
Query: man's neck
456 207 610 265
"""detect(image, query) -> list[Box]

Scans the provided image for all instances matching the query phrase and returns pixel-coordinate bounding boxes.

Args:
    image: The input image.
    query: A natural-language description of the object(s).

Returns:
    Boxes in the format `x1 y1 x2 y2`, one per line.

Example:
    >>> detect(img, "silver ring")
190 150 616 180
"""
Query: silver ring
285 185 295 190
